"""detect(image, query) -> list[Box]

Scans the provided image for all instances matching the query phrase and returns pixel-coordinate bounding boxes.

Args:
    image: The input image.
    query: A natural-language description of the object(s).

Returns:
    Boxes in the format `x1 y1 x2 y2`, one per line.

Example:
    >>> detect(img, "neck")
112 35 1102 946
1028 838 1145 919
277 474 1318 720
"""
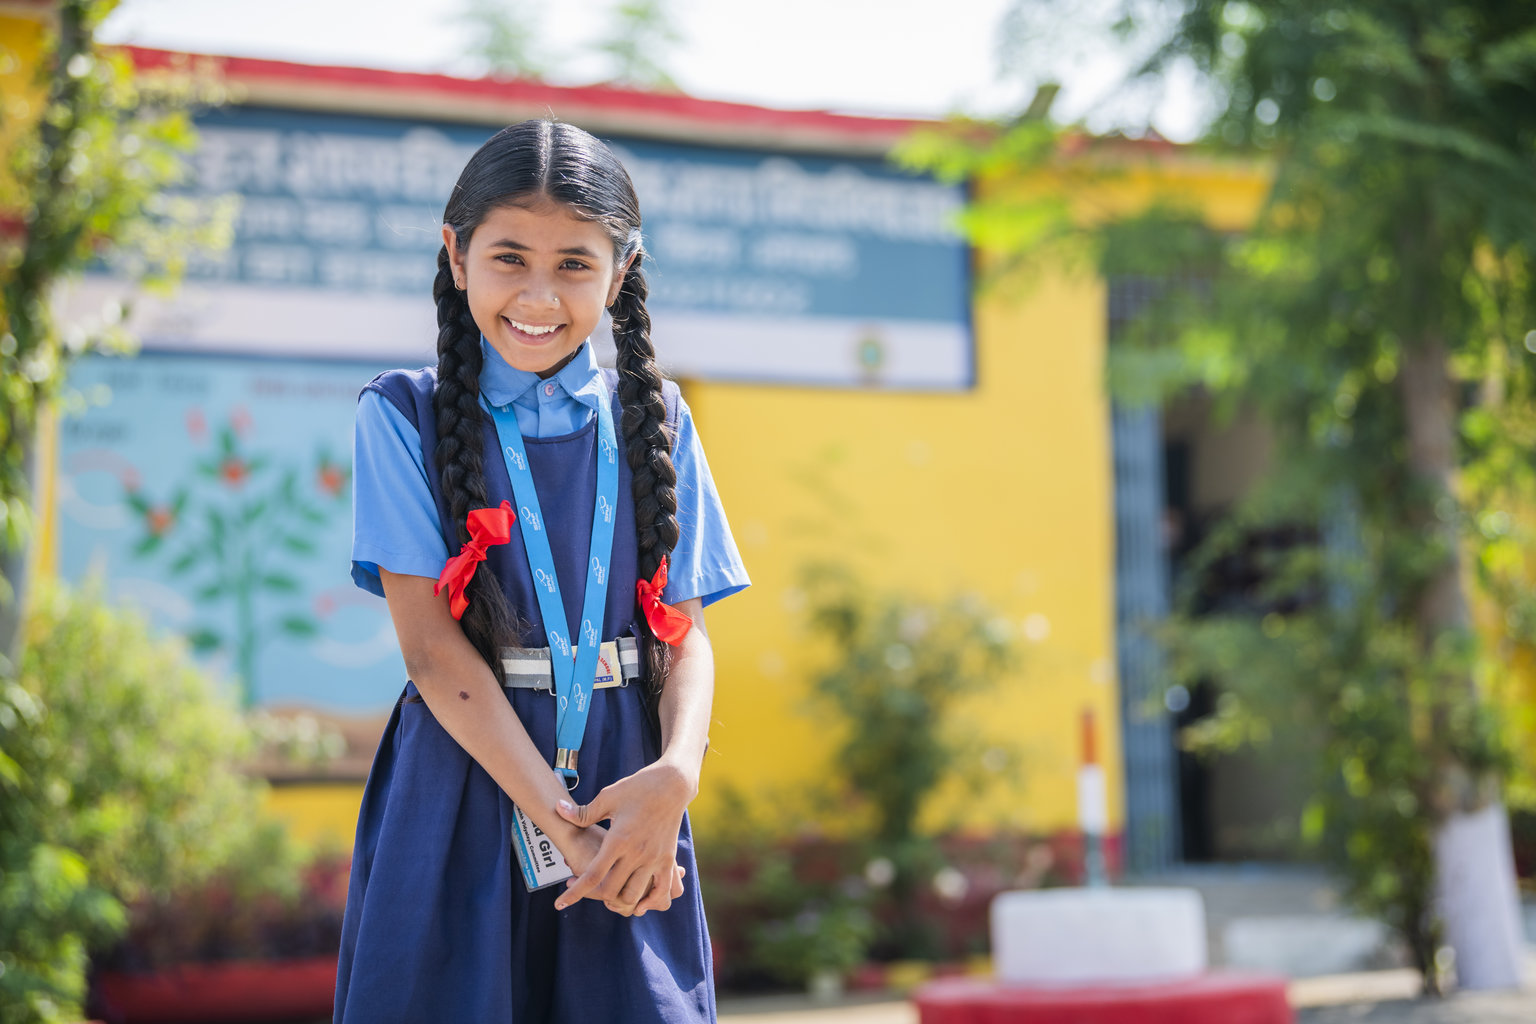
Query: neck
536 346 582 380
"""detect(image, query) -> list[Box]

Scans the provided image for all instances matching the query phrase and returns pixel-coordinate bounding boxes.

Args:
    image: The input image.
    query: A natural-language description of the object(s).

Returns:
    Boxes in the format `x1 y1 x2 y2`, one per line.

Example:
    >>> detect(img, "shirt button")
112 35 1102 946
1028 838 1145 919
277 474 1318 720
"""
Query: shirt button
544 382 556 397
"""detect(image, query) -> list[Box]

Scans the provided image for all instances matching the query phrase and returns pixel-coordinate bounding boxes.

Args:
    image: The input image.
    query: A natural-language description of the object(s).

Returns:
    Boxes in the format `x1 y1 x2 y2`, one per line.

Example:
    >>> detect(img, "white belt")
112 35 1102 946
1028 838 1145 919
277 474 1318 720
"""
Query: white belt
499 636 641 691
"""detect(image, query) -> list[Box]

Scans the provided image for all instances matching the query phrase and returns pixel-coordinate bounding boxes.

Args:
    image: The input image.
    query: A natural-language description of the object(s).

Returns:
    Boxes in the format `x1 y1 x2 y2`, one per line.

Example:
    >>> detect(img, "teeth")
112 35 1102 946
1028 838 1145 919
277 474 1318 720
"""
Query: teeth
509 319 559 336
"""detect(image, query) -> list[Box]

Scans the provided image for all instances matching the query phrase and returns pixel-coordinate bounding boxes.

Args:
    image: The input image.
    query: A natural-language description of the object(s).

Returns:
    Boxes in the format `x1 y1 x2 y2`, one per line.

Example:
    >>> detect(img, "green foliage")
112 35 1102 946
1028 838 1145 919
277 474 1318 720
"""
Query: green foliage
909 0 1536 991
0 581 291 1022
742 856 874 989
800 564 1016 958
595 0 682 91
456 0 549 79
0 0 231 653
802 564 1016 846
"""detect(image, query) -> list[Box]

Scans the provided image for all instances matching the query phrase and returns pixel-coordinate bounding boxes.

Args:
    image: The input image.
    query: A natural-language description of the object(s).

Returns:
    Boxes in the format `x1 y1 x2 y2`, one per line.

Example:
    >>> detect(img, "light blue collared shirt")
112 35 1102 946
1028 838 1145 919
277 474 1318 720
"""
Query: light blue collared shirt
351 338 750 608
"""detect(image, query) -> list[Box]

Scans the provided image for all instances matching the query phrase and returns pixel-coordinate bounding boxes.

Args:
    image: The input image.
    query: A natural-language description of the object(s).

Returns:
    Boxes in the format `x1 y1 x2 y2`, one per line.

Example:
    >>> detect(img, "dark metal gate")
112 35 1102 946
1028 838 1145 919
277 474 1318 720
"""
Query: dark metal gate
1109 278 1179 873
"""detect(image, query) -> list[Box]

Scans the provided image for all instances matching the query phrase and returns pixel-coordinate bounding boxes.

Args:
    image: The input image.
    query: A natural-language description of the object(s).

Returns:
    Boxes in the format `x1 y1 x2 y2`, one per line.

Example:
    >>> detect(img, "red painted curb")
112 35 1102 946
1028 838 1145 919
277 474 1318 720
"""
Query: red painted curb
913 971 1293 1024
94 956 336 1024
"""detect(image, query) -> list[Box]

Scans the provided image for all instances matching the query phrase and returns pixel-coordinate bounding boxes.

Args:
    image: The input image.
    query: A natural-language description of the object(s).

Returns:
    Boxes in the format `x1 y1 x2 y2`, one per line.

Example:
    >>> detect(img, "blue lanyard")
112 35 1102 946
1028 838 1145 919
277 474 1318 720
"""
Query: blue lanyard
484 380 619 783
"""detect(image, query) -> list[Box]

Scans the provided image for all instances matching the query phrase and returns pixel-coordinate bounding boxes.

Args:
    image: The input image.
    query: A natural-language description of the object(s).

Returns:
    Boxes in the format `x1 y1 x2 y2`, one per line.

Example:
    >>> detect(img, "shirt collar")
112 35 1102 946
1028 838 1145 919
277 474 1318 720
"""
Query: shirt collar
477 336 603 410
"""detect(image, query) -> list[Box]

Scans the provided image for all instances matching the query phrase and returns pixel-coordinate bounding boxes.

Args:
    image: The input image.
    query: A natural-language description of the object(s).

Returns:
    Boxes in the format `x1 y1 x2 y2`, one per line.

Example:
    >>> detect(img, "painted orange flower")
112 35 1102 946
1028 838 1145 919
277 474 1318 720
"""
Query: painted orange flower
220 457 249 487
317 463 345 497
146 506 176 536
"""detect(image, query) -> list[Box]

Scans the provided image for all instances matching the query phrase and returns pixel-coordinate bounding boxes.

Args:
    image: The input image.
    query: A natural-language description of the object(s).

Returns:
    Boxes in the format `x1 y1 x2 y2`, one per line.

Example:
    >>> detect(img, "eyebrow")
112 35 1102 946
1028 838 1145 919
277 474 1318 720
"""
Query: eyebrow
485 238 600 258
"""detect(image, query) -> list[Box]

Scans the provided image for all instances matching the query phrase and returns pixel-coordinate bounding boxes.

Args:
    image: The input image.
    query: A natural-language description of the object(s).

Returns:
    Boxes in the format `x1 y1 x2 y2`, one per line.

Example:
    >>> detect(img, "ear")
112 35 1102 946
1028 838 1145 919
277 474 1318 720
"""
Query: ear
442 224 466 288
606 252 638 307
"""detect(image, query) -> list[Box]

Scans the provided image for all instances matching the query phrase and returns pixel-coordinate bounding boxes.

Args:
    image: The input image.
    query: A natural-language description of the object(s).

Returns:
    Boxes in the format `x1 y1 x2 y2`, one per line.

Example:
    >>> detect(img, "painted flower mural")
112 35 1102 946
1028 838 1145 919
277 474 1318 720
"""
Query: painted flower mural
123 405 351 707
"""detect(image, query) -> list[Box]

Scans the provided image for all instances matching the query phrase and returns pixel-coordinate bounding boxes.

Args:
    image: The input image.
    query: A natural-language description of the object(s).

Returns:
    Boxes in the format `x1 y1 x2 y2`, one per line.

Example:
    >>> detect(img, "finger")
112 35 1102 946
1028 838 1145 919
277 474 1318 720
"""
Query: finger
554 850 619 910
556 794 613 829
615 870 651 912
670 867 686 899
635 876 673 916
604 899 634 917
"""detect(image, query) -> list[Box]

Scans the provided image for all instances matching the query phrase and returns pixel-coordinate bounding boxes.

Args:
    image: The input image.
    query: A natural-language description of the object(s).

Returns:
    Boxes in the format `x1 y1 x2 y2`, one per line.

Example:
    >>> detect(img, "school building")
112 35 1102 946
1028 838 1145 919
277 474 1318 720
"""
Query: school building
6 4 1347 875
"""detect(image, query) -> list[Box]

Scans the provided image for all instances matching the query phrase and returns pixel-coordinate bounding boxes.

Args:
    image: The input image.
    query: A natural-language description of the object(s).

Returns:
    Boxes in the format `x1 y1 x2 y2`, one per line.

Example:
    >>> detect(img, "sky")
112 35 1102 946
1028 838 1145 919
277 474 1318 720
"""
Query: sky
98 0 1208 139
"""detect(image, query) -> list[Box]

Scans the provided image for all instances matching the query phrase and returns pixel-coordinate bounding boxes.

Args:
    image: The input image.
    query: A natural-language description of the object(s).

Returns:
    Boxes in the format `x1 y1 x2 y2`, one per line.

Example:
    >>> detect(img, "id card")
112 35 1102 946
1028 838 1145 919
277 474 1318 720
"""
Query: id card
512 802 573 892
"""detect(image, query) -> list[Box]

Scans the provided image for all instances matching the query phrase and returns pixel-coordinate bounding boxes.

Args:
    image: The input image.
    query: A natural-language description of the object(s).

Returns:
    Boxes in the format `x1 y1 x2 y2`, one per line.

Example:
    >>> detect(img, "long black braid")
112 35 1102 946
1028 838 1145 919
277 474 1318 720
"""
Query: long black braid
432 246 522 679
610 244 681 692
432 119 681 695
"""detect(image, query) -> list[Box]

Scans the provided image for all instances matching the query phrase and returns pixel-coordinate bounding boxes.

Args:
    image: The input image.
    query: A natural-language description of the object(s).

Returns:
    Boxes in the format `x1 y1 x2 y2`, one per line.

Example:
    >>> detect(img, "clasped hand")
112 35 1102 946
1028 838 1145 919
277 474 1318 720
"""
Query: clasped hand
551 761 694 917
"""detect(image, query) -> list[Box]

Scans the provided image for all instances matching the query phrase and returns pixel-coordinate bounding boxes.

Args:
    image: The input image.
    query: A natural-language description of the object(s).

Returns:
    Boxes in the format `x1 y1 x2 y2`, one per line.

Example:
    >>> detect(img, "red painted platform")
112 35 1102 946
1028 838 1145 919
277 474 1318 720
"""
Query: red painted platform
93 956 337 1023
913 972 1293 1024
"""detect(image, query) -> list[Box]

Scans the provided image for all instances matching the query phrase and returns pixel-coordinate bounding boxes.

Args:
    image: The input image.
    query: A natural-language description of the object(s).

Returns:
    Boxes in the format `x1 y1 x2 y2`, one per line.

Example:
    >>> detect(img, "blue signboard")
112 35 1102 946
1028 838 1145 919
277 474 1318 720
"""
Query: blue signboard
154 106 972 387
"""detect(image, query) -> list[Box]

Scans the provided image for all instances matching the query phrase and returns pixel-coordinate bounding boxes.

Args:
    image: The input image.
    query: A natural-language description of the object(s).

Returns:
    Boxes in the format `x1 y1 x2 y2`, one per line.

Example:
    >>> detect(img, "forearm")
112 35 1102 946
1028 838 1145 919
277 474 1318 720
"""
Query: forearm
410 643 587 849
379 568 586 855
653 599 714 798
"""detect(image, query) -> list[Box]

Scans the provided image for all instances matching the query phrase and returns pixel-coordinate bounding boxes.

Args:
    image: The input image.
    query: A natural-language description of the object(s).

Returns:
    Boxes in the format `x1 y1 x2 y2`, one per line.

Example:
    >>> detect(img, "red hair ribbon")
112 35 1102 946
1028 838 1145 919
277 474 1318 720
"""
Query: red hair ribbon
637 555 692 645
434 501 514 620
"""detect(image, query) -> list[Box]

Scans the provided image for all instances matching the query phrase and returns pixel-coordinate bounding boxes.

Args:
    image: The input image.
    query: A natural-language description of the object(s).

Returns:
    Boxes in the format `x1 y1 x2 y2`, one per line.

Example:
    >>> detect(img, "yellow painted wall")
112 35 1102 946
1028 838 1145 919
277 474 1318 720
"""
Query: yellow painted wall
681 155 1271 839
0 11 48 203
262 784 365 851
687 267 1121 837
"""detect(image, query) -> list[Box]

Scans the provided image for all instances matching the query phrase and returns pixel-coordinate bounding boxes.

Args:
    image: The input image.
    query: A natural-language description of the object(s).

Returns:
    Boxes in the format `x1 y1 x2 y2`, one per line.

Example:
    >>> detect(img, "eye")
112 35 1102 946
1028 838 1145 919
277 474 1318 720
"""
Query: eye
494 253 524 266
561 259 591 271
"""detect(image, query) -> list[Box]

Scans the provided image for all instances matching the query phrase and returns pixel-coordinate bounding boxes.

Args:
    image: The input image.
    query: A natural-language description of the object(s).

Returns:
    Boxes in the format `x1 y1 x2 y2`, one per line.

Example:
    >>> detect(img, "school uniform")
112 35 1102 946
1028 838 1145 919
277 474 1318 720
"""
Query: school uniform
336 339 748 1023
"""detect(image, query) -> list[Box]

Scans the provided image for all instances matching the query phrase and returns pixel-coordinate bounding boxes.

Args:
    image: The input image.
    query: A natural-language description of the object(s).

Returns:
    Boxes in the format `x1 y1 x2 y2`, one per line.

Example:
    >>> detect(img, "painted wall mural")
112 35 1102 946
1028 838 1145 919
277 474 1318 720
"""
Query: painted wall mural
58 352 401 713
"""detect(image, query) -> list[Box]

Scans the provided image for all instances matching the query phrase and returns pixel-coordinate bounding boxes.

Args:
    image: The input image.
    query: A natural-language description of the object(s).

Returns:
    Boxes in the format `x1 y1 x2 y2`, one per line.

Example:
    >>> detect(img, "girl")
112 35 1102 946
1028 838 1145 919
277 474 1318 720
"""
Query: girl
337 119 749 1023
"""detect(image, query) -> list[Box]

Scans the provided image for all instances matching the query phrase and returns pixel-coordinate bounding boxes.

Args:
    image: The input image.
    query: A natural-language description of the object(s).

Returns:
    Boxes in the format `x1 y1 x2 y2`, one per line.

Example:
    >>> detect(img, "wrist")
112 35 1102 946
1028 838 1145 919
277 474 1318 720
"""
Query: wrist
654 753 701 804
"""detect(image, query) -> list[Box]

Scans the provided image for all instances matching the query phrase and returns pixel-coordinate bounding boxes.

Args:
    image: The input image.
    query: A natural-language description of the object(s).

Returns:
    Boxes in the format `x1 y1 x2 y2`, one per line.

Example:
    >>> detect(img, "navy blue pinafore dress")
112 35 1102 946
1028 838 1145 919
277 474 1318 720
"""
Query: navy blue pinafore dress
334 367 715 1024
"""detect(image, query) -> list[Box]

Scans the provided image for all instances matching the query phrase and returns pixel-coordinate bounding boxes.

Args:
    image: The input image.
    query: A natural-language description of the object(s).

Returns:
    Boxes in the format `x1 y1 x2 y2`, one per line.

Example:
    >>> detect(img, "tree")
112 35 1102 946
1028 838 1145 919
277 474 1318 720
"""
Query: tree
0 0 229 669
455 0 549 80
595 0 682 91
904 0 1535 993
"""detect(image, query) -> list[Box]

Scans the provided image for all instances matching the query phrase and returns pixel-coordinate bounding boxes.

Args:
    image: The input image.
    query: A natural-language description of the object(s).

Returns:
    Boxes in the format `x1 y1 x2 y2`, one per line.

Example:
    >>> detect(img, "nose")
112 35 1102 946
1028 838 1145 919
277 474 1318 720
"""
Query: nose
517 273 560 310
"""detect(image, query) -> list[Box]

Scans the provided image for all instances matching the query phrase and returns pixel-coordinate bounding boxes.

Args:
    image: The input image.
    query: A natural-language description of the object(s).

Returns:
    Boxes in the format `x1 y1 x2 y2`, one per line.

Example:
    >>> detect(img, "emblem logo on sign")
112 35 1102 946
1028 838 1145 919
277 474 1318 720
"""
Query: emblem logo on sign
535 568 557 593
595 652 615 686
583 619 599 647
552 632 570 657
573 682 587 712
521 505 540 531
600 436 616 464
597 495 612 523
507 447 526 471
590 556 605 584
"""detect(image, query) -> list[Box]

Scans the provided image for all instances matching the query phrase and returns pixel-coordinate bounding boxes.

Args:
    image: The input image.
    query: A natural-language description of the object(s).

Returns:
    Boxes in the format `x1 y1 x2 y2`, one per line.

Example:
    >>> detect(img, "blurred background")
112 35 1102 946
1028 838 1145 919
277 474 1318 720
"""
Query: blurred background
2 1 1533 1022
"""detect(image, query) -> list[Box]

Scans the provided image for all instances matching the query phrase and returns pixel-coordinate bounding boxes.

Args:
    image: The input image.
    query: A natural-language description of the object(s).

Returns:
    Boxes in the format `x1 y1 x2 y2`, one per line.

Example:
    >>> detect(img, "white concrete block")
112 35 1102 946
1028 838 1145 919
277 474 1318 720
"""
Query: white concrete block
990 887 1208 985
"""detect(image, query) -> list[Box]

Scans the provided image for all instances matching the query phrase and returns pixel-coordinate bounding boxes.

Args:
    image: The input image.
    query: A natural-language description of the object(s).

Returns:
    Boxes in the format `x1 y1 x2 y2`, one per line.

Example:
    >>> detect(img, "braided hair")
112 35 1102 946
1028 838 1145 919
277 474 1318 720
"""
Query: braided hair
435 119 680 691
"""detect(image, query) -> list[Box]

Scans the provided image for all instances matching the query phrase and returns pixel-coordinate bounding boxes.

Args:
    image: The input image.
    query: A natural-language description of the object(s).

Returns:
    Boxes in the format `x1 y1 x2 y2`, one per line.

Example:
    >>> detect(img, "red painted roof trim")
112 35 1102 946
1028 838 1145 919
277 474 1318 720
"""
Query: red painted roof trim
122 46 928 154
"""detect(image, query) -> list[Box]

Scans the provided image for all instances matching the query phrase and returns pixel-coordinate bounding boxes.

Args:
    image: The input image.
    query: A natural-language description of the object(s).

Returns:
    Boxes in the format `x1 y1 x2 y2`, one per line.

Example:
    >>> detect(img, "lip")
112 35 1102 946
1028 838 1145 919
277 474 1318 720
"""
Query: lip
502 316 566 344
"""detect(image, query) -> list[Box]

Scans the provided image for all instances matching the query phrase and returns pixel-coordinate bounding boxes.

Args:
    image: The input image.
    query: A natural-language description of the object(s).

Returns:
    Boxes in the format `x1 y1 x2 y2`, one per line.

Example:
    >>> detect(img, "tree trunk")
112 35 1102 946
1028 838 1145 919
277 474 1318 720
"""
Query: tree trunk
1398 337 1525 992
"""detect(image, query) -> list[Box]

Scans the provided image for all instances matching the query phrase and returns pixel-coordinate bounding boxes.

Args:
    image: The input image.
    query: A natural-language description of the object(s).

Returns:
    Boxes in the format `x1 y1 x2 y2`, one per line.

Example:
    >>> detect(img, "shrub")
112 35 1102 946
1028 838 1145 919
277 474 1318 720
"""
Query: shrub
802 564 1016 958
0 582 294 1023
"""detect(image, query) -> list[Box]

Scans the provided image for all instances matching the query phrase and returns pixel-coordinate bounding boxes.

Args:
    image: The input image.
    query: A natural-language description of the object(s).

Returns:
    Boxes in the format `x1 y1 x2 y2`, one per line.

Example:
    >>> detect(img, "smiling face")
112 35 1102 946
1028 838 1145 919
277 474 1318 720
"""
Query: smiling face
443 200 631 378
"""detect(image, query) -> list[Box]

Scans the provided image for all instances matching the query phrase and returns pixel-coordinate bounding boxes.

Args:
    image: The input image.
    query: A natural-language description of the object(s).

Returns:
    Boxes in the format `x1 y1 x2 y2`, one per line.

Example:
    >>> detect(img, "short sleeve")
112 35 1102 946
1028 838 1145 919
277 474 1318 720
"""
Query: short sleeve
351 389 450 597
666 394 750 607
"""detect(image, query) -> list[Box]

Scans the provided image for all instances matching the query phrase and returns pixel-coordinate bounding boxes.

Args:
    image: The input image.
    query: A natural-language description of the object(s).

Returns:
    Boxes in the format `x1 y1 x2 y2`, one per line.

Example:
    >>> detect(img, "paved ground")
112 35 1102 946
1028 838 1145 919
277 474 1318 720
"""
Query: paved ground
717 990 1536 1024
716 957 1536 1024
